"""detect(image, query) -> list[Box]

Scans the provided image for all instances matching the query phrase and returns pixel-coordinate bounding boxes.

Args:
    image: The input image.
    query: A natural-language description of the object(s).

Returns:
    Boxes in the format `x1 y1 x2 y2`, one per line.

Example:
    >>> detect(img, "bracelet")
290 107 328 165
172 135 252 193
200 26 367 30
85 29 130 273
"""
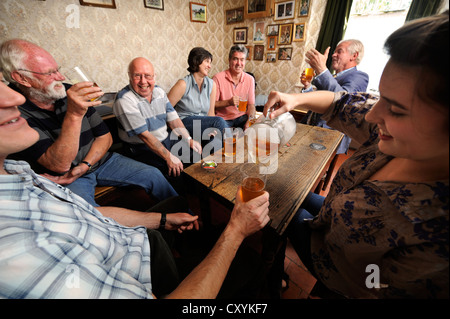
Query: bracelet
80 160 92 171
159 213 166 230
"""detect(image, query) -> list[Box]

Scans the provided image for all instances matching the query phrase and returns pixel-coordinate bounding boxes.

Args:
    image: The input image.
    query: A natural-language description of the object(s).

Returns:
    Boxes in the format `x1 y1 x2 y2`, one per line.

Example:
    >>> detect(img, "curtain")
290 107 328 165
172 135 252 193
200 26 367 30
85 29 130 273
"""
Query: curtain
315 0 353 70
405 0 442 22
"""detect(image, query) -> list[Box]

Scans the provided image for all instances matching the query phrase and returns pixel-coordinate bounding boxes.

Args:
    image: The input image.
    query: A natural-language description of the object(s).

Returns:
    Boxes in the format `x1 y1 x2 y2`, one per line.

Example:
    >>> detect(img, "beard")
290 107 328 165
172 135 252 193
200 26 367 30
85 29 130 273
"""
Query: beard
27 80 67 104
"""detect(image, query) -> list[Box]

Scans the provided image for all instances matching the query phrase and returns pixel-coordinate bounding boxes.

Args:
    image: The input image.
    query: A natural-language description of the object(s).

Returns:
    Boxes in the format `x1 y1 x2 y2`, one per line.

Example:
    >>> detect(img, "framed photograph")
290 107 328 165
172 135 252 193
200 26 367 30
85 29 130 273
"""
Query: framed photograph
253 22 265 43
274 1 295 21
293 23 306 42
298 0 310 17
79 0 116 9
245 46 253 60
267 24 279 36
278 47 292 60
190 2 207 23
144 0 164 10
244 0 273 19
278 23 293 45
254 45 264 61
266 52 277 63
267 36 277 51
233 27 248 44
226 7 244 25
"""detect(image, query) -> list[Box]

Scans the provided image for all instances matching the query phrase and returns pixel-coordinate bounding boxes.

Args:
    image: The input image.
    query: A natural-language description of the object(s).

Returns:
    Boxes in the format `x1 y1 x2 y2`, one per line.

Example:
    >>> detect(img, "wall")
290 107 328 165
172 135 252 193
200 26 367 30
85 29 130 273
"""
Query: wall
0 0 326 95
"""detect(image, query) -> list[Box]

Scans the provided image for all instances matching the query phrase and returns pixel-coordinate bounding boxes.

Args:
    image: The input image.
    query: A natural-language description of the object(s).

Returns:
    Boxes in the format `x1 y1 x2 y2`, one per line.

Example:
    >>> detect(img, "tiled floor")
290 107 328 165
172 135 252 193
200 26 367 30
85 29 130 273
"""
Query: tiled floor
281 149 354 299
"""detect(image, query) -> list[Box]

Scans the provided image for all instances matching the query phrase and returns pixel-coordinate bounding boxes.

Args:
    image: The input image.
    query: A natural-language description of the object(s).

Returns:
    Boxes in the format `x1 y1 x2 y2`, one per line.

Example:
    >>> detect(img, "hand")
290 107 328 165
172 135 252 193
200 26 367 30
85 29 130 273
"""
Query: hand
229 96 240 107
227 187 270 239
40 163 87 185
300 71 312 88
305 47 330 75
167 153 184 177
190 139 202 154
166 213 200 233
263 91 297 119
66 81 103 117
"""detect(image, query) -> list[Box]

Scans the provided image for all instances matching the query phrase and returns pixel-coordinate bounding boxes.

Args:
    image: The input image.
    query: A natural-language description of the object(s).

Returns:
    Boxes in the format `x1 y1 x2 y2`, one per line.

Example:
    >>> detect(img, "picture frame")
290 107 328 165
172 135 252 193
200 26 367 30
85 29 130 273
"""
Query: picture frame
298 0 310 17
266 52 277 63
253 45 264 61
274 1 295 21
267 36 277 51
190 2 207 23
267 24 279 36
79 0 116 9
278 47 292 60
244 0 273 19
293 22 306 42
253 21 265 43
144 0 164 10
233 27 248 44
226 7 244 25
245 46 253 60
277 23 293 45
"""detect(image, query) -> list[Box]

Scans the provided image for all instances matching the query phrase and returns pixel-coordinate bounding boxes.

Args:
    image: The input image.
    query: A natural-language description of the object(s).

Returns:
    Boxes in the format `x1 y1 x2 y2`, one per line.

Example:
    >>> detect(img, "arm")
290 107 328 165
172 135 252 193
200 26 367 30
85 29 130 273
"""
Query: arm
168 118 202 154
166 188 270 299
207 82 217 116
167 79 186 108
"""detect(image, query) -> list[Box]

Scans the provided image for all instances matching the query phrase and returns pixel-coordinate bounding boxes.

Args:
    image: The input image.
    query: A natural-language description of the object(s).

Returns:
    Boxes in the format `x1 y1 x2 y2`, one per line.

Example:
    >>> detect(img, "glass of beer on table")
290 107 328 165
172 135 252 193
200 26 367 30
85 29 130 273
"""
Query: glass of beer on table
223 127 243 157
240 163 267 202
64 66 101 101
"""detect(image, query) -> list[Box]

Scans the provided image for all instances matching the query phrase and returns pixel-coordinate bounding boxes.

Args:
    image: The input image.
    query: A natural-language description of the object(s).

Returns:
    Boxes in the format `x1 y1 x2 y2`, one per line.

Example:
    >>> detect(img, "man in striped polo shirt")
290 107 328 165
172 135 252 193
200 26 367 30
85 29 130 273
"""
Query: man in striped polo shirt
0 39 178 207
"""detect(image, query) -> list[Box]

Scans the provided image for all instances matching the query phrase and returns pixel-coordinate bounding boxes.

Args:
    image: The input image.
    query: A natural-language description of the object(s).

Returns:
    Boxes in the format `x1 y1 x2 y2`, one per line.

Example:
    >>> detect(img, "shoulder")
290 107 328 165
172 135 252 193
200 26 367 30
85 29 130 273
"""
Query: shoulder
153 86 167 99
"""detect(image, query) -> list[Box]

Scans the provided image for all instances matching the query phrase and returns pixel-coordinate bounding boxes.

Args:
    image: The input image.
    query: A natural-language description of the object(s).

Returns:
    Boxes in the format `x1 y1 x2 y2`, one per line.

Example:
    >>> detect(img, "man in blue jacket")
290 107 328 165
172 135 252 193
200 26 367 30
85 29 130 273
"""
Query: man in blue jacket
301 39 369 154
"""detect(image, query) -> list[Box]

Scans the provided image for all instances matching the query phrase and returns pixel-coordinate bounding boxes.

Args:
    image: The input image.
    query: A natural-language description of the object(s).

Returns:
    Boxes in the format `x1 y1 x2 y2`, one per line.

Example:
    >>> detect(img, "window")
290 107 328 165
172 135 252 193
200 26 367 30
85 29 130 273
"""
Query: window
344 0 413 93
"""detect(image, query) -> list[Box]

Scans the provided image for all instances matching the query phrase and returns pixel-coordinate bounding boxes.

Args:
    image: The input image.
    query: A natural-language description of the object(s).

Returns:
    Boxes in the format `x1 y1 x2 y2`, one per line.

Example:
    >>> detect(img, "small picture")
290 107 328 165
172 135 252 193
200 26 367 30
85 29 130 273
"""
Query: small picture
190 2 207 23
144 0 164 10
266 52 277 63
267 36 277 51
267 24 279 36
253 22 265 43
278 23 293 45
293 23 306 42
275 1 295 21
79 0 116 9
278 47 293 61
245 46 253 60
254 45 264 61
234 27 248 44
226 7 244 25
298 0 310 17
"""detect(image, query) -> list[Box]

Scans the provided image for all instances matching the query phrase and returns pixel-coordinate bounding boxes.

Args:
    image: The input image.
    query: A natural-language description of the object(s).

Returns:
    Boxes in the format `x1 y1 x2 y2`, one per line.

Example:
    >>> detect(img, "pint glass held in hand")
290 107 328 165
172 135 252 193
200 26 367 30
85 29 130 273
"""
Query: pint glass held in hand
240 163 267 202
238 95 248 112
304 67 315 82
64 66 101 101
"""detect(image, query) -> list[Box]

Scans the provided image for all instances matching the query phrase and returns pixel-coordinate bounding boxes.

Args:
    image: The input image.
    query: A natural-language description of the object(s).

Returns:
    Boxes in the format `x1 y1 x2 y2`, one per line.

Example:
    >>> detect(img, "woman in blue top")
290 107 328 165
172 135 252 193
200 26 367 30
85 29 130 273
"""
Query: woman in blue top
168 47 228 154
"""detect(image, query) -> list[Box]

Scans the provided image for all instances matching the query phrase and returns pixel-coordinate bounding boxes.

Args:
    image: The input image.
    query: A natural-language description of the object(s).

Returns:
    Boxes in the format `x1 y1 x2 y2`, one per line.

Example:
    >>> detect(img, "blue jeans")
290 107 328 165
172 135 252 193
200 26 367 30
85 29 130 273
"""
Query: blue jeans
181 116 229 155
285 192 325 276
225 114 248 129
65 152 178 207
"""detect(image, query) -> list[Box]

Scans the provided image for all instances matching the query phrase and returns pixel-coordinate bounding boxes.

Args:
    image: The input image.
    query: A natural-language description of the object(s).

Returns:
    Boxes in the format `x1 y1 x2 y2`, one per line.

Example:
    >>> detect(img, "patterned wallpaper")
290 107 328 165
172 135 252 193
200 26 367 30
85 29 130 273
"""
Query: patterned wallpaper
0 0 326 96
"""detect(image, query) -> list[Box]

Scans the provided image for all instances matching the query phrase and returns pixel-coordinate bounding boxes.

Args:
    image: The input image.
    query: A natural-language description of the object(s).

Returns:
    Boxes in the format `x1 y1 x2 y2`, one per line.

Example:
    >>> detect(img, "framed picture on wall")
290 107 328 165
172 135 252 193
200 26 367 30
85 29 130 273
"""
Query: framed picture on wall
253 22 265 43
254 45 264 61
244 0 273 19
144 0 164 10
293 22 306 41
266 52 277 63
278 23 293 45
226 7 244 24
278 47 292 60
298 0 310 17
234 27 248 44
190 2 207 23
274 1 295 21
79 0 116 9
267 36 277 51
267 24 279 36
246 46 253 60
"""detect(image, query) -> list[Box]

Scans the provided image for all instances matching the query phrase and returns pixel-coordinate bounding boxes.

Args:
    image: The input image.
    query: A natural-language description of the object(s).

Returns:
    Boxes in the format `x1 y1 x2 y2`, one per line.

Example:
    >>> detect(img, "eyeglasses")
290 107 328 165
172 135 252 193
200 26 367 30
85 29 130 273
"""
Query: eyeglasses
131 73 154 80
17 66 62 77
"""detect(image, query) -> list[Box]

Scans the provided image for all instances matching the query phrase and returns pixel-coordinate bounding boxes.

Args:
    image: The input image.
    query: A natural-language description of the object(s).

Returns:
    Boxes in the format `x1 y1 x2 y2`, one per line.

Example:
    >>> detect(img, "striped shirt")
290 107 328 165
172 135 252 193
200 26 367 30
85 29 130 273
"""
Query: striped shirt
113 85 179 145
0 160 153 299
9 84 111 174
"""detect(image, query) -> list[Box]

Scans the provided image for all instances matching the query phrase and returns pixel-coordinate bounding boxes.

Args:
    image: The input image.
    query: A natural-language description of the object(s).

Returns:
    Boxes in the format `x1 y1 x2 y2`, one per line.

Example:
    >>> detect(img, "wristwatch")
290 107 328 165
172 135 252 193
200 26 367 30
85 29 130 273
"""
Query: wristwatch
80 160 92 171
159 212 166 230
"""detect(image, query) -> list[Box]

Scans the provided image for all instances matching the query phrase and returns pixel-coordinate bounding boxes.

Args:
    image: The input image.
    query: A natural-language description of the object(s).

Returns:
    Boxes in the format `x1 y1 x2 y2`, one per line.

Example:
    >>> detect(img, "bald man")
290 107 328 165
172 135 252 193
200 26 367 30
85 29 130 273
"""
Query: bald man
113 57 202 179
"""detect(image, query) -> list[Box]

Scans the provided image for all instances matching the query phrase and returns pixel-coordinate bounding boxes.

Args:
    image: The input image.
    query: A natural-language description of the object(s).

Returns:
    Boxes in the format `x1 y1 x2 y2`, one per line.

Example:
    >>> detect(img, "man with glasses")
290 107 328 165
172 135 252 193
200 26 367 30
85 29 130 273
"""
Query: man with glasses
0 39 179 207
113 57 202 181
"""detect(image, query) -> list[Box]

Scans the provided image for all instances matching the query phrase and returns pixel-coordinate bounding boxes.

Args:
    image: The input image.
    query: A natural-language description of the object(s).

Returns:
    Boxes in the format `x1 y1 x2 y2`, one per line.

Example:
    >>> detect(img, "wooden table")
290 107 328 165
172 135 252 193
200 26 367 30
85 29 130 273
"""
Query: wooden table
183 123 344 235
